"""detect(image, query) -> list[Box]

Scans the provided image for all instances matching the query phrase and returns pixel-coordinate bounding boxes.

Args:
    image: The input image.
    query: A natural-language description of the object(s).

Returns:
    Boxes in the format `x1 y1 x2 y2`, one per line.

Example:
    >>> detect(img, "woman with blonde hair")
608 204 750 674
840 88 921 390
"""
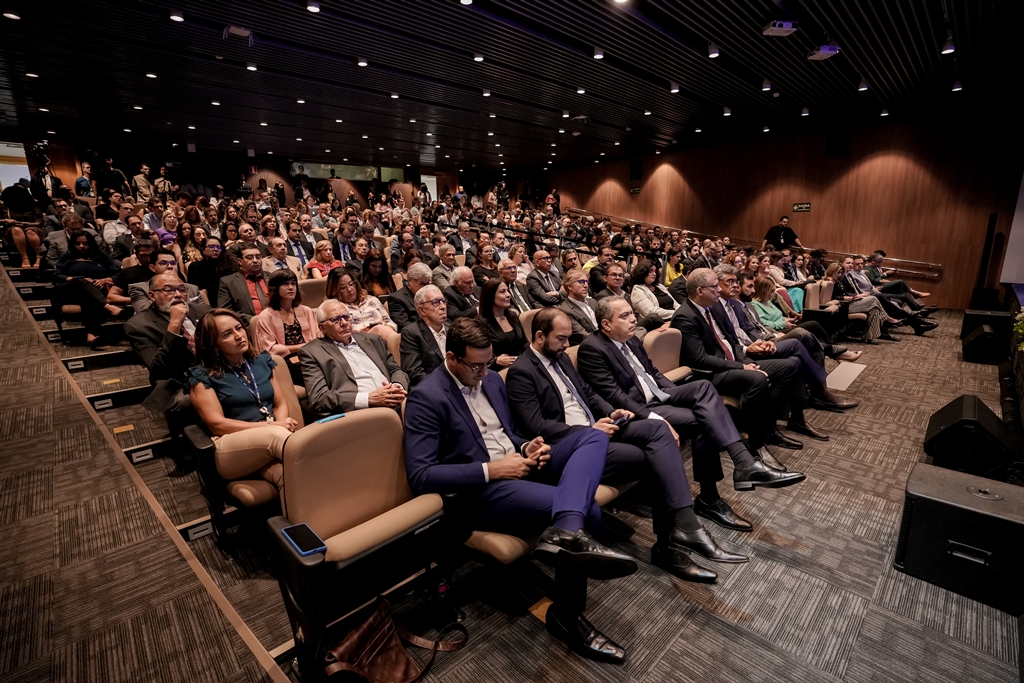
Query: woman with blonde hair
305 240 342 279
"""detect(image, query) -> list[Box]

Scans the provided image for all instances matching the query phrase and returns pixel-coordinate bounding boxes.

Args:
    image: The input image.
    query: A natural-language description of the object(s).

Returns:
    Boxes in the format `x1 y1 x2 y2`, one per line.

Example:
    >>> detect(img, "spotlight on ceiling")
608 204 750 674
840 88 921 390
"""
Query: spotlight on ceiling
357 57 367 67
134 106 143 110
880 108 889 116
247 63 257 71
858 78 868 91
763 126 770 132
296 137 302 141
391 93 399 99
482 89 490 96
644 110 651 115
169 10 183 21
695 128 701 132
474 53 484 62
26 72 38 77
39 107 49 112
723 106 731 116
460 0 472 4
593 47 604 59
233 140 239 143
296 99 305 103
670 82 679 93
562 110 569 118
801 107 810 116
941 36 955 54
306 1 320 12
761 78 771 91
708 42 720 58
146 73 157 78
3 12 21 19
260 122 267 126
409 118 416 122
489 113 496 117
951 80 963 92
558 129 565 133
211 100 220 105
123 128 131 132
614 141 620 145
487 131 494 136
577 87 586 94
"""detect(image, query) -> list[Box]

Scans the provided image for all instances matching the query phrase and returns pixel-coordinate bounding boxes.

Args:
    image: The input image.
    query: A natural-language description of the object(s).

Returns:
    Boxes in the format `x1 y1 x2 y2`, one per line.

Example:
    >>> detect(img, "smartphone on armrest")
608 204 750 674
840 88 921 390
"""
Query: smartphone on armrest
282 523 327 556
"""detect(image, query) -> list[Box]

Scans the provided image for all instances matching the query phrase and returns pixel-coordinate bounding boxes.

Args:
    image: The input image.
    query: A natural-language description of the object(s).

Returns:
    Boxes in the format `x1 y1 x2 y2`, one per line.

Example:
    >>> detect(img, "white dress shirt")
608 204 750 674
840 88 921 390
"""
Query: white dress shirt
722 300 754 348
429 324 447 356
613 340 666 421
445 364 515 483
690 300 738 360
530 347 590 427
567 296 597 329
335 339 391 409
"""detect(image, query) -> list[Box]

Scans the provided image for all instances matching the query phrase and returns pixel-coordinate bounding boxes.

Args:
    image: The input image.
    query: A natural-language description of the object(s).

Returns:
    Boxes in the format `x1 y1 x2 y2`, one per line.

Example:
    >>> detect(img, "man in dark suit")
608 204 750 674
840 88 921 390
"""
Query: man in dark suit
443 267 480 321
285 222 314 267
30 167 62 209
399 284 449 386
587 247 616 294
558 268 599 346
498 258 535 314
446 221 475 267
578 298 805 532
388 262 432 331
300 299 409 415
217 243 268 325
669 268 806 454
667 274 688 305
229 224 270 259
507 308 738 580
404 317 637 663
526 249 564 307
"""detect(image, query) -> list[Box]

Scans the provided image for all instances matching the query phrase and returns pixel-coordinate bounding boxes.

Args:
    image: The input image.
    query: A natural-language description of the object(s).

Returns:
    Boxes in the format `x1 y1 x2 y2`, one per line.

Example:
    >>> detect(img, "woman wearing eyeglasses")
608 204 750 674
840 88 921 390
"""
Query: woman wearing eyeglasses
325 269 398 342
184 237 228 303
479 278 526 369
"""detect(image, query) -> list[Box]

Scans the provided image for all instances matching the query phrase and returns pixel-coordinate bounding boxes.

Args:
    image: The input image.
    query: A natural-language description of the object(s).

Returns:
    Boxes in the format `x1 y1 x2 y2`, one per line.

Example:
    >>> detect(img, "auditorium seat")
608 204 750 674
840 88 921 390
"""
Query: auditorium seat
454 254 466 267
311 227 329 242
519 308 539 341
267 408 447 677
392 272 404 290
566 344 580 369
298 277 326 309
641 328 693 384
386 331 402 365
372 235 388 252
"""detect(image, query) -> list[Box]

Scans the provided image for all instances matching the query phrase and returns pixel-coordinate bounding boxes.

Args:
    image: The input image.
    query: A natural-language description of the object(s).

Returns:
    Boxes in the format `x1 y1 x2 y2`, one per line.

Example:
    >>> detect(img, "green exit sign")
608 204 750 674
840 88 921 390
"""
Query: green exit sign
793 202 811 212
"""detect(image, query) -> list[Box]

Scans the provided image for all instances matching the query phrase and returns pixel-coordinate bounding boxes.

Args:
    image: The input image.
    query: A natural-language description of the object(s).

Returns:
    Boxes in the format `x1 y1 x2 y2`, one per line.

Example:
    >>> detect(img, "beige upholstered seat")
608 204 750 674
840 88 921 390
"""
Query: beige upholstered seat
642 328 692 383
387 331 402 365
61 305 82 315
225 479 279 507
372 235 388 252
393 273 404 290
454 254 466 267
311 228 329 242
519 308 539 341
804 282 820 310
281 407 442 563
270 354 304 430
298 277 327 309
566 345 580 369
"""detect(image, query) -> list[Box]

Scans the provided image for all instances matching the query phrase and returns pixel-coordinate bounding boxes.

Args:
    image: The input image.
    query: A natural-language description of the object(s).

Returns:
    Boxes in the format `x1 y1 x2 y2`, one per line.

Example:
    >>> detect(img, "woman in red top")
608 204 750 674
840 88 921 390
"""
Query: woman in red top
305 240 342 279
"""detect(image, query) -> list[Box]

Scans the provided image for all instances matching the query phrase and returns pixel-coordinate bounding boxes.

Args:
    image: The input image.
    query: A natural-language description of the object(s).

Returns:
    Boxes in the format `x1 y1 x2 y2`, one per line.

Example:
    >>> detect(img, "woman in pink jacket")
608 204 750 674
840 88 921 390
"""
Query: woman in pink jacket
254 270 321 360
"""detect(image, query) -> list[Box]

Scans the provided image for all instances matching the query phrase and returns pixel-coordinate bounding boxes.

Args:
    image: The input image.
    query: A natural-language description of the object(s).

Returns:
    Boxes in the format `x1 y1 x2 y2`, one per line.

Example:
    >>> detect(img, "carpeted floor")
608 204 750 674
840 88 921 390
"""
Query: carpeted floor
1 265 1018 683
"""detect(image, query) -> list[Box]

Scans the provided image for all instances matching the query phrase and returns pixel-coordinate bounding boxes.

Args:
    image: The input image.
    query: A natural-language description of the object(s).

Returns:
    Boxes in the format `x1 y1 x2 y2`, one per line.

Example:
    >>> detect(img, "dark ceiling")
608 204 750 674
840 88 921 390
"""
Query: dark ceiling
0 0 1018 174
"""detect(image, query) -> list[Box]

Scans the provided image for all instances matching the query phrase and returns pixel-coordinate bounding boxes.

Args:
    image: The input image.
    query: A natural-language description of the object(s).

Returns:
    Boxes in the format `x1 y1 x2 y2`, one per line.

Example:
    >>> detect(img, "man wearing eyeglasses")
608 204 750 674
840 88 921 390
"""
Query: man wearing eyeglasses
399 284 450 386
526 250 564 306
405 317 638 664
300 299 409 415
443 267 480 321
128 247 203 313
388 262 432 331
498 258 535 314
143 197 165 233
126 272 210 413
558 268 599 346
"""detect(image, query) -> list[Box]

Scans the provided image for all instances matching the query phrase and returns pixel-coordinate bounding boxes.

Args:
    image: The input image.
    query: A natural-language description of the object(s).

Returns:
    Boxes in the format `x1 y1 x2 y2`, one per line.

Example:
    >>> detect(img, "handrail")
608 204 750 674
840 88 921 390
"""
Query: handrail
564 207 944 281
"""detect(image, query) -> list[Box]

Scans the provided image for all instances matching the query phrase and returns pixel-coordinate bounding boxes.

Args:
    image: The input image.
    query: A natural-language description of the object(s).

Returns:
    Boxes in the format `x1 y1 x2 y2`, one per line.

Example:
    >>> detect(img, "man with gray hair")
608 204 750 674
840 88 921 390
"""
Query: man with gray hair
499 257 535 313
443 266 480 320
447 220 475 265
299 299 408 415
399 284 450 386
388 262 433 331
432 243 457 289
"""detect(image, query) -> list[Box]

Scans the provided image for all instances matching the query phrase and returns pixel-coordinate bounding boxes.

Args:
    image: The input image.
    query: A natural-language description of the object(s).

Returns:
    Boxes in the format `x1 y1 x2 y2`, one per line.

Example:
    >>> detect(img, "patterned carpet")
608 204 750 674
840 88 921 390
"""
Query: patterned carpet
1 264 1019 683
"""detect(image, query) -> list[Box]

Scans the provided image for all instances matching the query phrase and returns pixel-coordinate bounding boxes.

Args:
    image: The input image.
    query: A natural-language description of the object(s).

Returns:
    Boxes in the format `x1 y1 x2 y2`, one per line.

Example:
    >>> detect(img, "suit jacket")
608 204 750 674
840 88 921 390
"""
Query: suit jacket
404 365 526 495
298 334 409 415
588 263 608 294
667 277 688 305
387 286 418 331
331 238 356 264
506 349 613 444
400 319 448 386
506 280 536 314
262 255 305 280
526 268 563 306
577 332 674 419
432 263 455 289
443 286 480 321
723 298 768 342
558 297 599 346
129 280 203 314
125 302 210 385
217 271 268 324
669 298 748 373
287 238 315 261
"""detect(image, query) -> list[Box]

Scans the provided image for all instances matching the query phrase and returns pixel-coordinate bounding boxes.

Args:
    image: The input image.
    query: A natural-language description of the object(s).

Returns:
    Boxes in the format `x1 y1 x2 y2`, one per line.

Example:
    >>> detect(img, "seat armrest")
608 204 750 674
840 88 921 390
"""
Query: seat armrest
268 515 326 571
664 366 692 383
184 424 215 454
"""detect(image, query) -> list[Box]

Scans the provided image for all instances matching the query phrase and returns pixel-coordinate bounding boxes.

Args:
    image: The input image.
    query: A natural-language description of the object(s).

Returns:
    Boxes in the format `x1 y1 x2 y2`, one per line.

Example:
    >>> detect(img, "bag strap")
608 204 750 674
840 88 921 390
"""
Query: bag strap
396 622 469 653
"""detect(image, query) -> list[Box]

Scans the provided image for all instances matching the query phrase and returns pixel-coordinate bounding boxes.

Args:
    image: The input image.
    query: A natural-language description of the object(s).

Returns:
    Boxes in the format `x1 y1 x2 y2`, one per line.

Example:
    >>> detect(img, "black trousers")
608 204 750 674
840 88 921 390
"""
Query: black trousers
709 357 799 446
601 419 693 524
54 278 108 335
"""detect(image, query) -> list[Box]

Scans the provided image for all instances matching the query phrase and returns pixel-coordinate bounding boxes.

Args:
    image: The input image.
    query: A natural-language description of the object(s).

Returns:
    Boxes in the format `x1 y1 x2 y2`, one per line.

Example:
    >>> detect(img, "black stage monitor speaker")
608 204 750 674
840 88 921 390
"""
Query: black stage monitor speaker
894 462 1023 616
923 395 1016 477
962 325 1008 365
960 309 1012 340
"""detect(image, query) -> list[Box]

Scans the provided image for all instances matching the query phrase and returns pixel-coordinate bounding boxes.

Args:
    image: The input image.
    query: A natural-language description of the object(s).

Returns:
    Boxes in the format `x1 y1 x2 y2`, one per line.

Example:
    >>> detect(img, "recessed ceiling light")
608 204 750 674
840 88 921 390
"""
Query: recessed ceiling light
296 137 302 141
695 127 701 132
123 128 131 132
594 47 604 59
296 99 305 103
801 107 810 116
426 132 432 136
558 129 565 133
489 113 496 118
547 161 552 164
406 164 411 167
941 36 955 54
460 0 472 4
46 130 55 134
655 150 661 155
146 73 157 78
551 153 556 156
482 89 490 96
880 109 889 116
644 110 651 115
495 143 500 147
26 72 38 78
858 78 869 91
379 147 384 150
670 82 679 93
409 118 416 122
600 152 605 155
708 42 720 58
763 126 770 132
391 93 399 99
577 87 586 94
188 125 196 129
3 12 21 19
595 160 600 163
487 132 494 136
134 106 143 110
325 149 330 152
260 122 268 126
39 108 49 112
445 155 450 158
233 140 239 143
306 1 320 12
550 143 556 147
474 53 484 62
357 57 368 67
614 141 620 145
498 154 503 157
435 145 441 148
562 110 569 118
723 107 731 116
268 151 273 154
247 63 257 71
335 119 343 123
362 135 368 139
211 100 220 105
952 80 963 91
343 158 348 161
762 78 771 91
460 169 464 171
169 10 183 21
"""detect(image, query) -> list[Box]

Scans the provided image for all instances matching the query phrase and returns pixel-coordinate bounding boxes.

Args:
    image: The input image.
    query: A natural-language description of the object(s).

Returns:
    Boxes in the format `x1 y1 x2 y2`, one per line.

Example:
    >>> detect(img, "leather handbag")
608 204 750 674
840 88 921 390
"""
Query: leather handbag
323 599 467 682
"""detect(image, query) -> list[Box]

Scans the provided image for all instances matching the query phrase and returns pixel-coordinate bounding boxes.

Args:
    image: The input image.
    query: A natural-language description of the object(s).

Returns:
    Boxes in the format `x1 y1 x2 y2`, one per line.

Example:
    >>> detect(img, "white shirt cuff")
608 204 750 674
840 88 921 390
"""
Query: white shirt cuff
355 392 369 409
482 462 490 483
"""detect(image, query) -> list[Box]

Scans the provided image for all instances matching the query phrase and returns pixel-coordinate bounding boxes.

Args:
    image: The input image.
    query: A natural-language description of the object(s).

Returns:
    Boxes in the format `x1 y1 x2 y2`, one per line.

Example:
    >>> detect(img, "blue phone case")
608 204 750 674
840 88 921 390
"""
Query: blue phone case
316 413 346 424
282 523 327 556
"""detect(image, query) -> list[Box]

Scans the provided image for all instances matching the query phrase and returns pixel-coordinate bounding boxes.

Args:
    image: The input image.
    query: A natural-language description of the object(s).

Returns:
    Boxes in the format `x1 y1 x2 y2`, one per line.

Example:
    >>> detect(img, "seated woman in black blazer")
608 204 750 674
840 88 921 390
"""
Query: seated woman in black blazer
479 277 526 370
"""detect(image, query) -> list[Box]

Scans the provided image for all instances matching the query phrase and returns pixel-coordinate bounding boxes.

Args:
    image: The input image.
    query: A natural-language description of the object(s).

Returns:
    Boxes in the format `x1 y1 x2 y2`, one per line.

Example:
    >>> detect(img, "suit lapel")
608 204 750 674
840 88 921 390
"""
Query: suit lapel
322 339 356 382
601 333 642 394
354 335 389 378
481 376 516 441
441 371 488 455
233 274 255 316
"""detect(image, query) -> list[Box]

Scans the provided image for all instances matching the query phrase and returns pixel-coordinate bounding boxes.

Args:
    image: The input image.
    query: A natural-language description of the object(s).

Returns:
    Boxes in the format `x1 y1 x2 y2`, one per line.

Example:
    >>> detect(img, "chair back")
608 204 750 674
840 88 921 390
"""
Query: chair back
643 328 682 375
299 278 327 309
199 290 210 306
566 345 580 370
270 355 304 429
519 308 539 342
372 235 388 252
393 273 405 290
281 408 409 542
121 256 139 268
387 330 402 365
819 280 835 303
249 316 260 348
804 282 820 310
454 254 466 267
311 228 329 242
498 368 509 382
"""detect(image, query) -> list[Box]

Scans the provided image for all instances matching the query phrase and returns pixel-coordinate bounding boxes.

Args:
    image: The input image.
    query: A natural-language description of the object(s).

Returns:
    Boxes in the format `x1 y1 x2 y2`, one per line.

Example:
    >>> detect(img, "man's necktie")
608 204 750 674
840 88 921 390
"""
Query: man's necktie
339 243 350 261
251 277 268 309
511 285 528 312
705 310 735 361
550 360 594 425
292 242 307 266
620 345 671 403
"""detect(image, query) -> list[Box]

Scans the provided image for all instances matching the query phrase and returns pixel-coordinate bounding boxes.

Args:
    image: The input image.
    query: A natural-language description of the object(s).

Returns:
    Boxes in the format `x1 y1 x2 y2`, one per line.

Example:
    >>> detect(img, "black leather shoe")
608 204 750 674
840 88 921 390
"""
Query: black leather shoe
763 429 803 450
754 446 788 471
809 393 859 412
695 496 753 532
786 420 829 441
535 527 638 580
733 460 807 491
878 332 901 341
918 306 938 317
666 527 749 563
650 542 718 582
546 605 625 664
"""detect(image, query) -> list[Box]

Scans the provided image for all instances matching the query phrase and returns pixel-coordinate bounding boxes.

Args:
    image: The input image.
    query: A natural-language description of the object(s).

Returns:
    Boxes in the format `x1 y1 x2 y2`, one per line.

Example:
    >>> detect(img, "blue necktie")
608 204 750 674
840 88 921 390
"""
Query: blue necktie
550 360 594 425
291 242 307 266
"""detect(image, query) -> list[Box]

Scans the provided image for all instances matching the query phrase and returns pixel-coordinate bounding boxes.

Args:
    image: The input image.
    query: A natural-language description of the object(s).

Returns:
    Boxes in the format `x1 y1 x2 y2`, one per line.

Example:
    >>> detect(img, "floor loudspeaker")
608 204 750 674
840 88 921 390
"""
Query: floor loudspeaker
923 395 1016 477
962 325 1008 365
960 309 1012 340
894 463 1023 616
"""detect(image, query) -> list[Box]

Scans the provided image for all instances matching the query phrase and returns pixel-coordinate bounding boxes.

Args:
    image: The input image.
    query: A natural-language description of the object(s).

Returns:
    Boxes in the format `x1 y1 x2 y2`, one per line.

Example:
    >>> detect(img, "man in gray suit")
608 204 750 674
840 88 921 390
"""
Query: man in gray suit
526 249 564 307
431 243 457 289
217 243 268 325
129 247 204 313
300 299 409 415
558 268 599 346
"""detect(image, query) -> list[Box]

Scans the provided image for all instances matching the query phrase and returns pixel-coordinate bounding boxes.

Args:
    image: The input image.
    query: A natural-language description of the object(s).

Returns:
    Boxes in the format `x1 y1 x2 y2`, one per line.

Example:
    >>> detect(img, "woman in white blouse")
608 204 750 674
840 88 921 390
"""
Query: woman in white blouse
629 259 680 321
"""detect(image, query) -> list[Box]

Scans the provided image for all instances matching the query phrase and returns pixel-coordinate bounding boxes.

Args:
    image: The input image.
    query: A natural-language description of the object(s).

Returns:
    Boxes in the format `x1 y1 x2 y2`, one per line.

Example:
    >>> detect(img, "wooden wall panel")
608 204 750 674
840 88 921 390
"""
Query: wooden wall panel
552 121 1023 309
